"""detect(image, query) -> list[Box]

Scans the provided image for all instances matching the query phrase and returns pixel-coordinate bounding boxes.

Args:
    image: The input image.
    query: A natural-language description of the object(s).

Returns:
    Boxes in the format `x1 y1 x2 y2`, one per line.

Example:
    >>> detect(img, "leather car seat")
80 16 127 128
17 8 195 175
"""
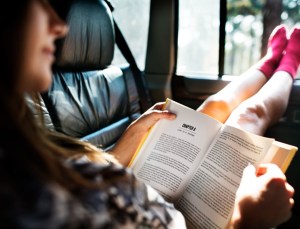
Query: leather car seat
41 0 141 151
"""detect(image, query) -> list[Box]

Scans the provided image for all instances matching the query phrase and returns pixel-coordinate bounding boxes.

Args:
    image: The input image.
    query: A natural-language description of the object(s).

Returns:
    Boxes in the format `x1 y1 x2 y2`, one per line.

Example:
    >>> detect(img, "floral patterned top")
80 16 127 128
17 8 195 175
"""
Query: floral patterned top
0 154 186 228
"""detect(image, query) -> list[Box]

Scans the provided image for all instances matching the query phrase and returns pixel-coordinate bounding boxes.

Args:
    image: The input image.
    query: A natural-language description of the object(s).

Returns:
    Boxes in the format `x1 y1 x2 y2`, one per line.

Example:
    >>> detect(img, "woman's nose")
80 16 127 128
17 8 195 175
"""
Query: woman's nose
52 20 69 38
49 7 69 38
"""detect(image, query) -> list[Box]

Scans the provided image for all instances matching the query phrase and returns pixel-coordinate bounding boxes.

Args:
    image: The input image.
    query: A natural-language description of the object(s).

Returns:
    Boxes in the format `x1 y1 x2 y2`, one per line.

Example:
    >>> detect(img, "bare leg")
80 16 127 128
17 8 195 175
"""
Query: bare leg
224 26 300 135
197 69 267 123
197 25 288 123
225 72 293 135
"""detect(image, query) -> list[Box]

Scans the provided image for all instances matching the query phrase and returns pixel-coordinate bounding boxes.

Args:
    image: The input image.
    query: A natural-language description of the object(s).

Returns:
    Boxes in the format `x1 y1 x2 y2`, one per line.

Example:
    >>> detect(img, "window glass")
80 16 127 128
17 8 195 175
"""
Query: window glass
225 0 300 78
110 0 150 70
177 0 220 76
177 0 299 78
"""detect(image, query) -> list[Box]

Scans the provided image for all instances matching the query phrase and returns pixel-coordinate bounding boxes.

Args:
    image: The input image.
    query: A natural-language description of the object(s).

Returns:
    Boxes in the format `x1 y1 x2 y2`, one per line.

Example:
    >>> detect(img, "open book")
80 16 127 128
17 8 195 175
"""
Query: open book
128 98 297 229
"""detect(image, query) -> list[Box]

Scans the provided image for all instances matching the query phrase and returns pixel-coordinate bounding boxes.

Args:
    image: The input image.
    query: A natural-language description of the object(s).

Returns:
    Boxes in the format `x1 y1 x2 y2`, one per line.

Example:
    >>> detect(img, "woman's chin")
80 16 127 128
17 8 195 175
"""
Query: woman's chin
37 81 52 92
32 76 53 93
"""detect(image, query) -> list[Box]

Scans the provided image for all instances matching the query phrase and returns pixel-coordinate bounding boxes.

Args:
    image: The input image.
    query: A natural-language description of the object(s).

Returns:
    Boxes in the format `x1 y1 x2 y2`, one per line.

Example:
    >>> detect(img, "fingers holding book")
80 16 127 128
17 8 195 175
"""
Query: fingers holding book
130 101 177 132
231 163 294 228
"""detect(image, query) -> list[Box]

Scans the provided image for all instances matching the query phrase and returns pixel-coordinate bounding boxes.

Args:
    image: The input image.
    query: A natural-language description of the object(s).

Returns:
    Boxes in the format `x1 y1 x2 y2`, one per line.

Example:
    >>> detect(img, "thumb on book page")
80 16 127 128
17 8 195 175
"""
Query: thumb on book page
240 164 256 184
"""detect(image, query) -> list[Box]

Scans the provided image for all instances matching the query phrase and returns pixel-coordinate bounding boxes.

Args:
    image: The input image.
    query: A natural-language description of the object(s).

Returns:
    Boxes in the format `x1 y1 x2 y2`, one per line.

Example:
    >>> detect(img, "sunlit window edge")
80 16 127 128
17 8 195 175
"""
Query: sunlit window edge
177 73 300 85
176 72 238 81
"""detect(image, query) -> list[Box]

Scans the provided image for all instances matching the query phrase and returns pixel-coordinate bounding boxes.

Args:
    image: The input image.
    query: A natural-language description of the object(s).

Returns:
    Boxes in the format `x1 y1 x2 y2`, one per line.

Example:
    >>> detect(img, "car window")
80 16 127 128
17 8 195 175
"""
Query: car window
110 0 151 70
177 0 220 77
225 0 300 78
177 0 300 79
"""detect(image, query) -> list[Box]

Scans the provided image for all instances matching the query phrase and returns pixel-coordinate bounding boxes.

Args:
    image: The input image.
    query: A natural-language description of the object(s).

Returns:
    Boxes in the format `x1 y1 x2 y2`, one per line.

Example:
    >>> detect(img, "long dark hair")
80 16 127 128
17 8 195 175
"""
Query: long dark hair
1 0 115 191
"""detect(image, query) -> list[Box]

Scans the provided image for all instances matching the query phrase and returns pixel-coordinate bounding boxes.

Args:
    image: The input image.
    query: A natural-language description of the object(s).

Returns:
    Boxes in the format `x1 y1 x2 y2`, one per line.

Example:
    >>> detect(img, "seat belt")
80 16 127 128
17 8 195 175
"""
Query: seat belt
105 0 153 112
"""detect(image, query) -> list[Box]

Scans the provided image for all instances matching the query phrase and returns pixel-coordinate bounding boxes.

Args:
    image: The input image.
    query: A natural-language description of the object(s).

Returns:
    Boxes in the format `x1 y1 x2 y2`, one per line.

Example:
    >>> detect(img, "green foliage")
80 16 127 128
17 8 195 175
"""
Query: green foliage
227 0 263 17
228 0 300 23
283 0 300 22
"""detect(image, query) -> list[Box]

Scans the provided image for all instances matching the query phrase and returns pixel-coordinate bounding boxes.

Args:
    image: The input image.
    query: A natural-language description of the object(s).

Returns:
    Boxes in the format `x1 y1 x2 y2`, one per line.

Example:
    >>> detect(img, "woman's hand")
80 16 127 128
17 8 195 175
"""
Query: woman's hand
110 102 176 166
129 102 176 133
231 163 294 229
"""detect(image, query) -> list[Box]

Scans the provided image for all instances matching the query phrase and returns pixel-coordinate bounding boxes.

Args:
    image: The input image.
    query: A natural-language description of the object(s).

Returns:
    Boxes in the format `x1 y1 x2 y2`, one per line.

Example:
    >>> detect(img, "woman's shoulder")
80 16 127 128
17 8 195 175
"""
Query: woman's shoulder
63 156 186 228
64 155 136 187
0 153 186 228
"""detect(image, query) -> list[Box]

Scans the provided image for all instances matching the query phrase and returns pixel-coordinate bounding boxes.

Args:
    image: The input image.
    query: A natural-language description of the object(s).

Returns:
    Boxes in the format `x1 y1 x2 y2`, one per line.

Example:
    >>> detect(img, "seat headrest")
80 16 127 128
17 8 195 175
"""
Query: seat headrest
55 0 115 70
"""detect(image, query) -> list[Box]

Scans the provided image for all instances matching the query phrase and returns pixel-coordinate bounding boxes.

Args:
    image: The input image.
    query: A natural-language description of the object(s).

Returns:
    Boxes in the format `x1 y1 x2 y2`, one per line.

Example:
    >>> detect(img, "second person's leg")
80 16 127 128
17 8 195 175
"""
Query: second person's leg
197 25 288 123
225 26 300 135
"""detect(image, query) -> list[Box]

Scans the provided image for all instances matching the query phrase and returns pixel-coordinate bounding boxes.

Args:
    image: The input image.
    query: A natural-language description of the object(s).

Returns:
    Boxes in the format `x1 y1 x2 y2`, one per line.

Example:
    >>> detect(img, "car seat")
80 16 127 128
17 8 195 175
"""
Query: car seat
40 0 142 151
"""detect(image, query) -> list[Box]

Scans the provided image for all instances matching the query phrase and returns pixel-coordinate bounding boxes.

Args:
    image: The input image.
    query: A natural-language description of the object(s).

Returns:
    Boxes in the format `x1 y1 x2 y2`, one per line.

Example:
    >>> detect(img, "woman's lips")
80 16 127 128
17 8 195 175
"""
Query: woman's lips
43 47 55 62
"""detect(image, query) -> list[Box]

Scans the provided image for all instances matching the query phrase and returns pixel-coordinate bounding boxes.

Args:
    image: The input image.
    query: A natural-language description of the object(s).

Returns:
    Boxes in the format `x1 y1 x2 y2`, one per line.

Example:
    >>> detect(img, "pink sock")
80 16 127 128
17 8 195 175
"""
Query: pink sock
256 25 288 79
275 27 300 79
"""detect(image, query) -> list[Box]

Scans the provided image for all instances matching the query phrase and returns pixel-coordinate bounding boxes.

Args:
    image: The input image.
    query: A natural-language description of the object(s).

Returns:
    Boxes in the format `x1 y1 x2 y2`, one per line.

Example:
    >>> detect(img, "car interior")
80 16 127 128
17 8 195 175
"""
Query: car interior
29 0 300 227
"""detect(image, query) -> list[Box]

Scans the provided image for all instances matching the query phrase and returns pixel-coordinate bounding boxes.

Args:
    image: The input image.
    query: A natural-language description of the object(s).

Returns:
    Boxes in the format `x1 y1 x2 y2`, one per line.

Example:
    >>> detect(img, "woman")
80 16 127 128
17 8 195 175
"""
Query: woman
0 0 295 228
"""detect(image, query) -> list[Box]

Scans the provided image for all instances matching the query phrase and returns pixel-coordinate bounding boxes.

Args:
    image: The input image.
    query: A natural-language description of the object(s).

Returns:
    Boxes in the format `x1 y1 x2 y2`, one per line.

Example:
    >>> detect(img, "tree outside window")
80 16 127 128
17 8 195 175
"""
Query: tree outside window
225 0 300 78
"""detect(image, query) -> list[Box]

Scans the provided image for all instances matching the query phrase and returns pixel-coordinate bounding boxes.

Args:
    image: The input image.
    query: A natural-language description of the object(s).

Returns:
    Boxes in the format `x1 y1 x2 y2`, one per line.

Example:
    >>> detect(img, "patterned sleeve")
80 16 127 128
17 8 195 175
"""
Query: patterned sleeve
66 157 187 228
1 156 186 228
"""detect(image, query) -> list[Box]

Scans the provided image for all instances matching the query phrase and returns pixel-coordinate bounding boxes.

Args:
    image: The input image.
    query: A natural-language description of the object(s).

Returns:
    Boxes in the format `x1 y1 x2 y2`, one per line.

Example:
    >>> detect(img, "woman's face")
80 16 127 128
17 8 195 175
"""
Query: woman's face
20 0 68 93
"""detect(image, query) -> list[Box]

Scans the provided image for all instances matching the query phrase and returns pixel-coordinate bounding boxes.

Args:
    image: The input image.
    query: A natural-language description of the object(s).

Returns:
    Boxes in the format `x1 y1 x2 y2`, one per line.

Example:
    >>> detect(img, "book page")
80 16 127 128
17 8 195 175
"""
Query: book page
130 99 223 202
176 125 274 229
